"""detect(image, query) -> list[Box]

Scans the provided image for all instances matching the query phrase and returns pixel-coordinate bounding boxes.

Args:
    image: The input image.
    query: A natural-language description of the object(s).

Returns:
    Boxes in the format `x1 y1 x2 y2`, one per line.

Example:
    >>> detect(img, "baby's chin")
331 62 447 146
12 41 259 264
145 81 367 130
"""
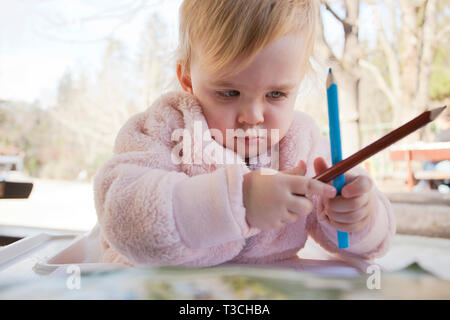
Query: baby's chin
212 136 277 160
231 138 271 160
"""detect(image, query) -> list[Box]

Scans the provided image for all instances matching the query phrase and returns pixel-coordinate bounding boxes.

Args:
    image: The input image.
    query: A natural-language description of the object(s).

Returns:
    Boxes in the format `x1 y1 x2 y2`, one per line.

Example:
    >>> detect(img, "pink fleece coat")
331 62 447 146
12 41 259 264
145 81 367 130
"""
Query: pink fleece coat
93 91 396 268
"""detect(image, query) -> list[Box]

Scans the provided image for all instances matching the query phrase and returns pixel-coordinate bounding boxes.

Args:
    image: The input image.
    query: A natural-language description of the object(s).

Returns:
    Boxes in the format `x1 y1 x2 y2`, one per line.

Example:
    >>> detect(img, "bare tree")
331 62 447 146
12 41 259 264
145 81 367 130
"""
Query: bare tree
320 0 445 152
319 0 363 156
360 0 445 139
136 14 175 108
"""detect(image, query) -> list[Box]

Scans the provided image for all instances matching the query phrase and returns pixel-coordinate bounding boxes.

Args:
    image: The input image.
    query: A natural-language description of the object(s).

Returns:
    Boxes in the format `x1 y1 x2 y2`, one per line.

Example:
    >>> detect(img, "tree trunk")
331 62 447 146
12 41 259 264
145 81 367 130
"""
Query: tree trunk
335 68 361 157
320 0 362 156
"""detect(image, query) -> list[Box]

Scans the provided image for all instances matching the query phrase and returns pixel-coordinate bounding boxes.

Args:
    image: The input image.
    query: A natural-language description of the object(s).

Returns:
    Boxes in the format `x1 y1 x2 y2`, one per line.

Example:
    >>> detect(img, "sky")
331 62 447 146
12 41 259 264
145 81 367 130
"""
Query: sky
0 0 384 106
0 0 182 105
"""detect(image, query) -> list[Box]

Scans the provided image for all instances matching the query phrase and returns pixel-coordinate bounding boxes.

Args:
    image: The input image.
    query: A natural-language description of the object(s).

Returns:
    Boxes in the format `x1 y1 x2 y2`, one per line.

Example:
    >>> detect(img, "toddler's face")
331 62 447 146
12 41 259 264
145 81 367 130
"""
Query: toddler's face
178 33 308 159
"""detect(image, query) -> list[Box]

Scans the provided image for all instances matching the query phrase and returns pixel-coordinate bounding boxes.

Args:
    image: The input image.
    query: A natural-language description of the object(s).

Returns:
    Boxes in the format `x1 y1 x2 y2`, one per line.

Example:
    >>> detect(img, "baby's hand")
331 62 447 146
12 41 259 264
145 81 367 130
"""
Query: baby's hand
314 157 376 233
243 160 337 231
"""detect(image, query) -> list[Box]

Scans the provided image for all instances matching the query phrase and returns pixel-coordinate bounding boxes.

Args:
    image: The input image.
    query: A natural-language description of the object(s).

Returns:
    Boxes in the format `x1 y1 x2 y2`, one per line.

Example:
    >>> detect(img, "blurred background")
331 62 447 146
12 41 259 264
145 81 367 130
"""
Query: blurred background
0 0 449 236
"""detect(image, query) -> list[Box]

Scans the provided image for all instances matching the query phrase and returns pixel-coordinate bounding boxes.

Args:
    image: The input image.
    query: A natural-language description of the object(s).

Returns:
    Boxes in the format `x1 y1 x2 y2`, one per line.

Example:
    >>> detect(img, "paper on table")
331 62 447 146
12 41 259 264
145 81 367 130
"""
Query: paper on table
1 226 449 282
299 235 450 280
374 234 450 281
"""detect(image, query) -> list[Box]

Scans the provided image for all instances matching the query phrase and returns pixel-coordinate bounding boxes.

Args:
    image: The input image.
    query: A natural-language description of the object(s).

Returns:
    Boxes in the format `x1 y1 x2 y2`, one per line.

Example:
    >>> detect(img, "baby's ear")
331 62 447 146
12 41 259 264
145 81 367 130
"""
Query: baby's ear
176 63 193 94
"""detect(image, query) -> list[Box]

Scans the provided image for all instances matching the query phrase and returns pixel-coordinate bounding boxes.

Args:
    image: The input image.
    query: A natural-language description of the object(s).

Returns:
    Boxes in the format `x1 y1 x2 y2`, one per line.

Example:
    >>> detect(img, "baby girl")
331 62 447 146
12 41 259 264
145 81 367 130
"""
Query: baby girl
93 0 395 268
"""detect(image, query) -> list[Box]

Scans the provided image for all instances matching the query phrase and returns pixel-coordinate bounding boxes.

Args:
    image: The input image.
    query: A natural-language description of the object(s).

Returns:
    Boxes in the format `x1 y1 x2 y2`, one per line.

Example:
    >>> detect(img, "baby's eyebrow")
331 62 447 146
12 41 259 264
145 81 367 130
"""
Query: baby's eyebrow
212 80 296 91
266 83 296 91
211 80 240 88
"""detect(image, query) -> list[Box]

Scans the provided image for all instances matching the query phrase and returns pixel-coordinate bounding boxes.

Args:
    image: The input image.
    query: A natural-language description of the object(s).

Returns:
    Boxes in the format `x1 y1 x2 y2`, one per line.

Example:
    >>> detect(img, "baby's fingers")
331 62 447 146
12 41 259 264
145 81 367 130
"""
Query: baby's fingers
329 193 370 212
287 196 314 216
314 157 329 176
283 210 301 224
325 204 369 224
323 212 372 233
341 175 373 198
291 176 336 198
283 160 307 176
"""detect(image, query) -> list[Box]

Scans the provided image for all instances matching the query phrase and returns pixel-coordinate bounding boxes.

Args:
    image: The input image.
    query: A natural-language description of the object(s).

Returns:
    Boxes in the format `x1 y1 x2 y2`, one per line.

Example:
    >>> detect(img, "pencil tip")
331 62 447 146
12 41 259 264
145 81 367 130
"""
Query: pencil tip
429 106 447 120
326 68 334 87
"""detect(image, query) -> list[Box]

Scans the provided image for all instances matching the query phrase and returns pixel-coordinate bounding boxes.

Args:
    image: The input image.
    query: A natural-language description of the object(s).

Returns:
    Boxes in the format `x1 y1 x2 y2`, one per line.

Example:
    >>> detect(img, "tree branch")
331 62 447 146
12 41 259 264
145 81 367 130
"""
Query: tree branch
321 0 354 35
359 59 398 108
382 0 398 45
398 0 420 100
367 1 402 100
318 2 340 61
416 0 438 109
30 0 159 44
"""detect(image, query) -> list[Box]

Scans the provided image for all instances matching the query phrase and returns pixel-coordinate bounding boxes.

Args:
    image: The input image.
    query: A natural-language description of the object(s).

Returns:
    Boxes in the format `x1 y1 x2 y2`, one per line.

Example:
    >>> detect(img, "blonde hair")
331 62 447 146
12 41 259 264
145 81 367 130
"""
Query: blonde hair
176 0 319 78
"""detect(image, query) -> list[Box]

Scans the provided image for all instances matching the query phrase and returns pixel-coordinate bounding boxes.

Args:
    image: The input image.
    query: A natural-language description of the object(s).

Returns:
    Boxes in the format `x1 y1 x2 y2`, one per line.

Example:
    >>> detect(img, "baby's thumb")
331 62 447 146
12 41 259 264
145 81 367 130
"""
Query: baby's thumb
284 160 307 176
314 157 329 176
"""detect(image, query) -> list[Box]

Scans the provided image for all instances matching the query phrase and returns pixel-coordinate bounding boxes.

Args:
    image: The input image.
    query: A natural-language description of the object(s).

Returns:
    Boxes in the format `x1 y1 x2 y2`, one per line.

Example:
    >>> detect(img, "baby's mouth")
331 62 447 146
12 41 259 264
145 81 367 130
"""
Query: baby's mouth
235 136 264 144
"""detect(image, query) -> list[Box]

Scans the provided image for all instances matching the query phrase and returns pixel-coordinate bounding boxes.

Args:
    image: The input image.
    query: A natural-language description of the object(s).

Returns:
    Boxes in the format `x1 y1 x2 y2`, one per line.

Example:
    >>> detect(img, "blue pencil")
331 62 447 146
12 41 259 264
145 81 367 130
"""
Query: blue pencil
326 68 349 249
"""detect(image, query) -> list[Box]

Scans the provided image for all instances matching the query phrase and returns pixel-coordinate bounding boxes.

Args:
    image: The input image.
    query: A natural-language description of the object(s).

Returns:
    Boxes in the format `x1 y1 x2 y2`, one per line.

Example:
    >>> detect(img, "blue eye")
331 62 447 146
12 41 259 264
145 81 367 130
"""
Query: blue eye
267 91 286 99
217 90 240 98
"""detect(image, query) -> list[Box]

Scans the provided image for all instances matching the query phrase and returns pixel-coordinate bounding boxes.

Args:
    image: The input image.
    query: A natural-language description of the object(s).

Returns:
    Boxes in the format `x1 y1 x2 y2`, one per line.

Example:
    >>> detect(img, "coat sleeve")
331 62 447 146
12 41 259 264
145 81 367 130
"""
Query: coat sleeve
304 121 396 260
93 148 258 267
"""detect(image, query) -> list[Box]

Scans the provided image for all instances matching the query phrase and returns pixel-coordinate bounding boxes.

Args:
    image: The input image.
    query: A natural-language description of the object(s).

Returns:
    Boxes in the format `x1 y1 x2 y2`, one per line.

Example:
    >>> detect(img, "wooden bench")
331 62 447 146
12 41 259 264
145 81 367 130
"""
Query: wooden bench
389 142 450 191
0 181 33 199
414 170 450 181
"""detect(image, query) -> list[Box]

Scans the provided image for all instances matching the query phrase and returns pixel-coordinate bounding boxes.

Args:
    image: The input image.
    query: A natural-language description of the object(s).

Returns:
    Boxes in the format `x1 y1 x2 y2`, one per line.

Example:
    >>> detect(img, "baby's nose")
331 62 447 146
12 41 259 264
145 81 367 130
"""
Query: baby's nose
238 105 264 125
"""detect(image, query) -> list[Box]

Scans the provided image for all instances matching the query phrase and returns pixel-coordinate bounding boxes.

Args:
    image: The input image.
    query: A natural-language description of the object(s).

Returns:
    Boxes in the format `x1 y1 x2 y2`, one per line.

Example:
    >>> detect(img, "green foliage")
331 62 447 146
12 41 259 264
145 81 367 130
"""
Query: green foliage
430 47 450 100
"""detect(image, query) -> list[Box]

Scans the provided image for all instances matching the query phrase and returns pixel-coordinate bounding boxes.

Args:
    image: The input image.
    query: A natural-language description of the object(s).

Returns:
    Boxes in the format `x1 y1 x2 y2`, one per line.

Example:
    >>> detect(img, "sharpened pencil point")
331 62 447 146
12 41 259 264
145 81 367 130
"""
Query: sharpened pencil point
326 68 334 88
429 106 447 120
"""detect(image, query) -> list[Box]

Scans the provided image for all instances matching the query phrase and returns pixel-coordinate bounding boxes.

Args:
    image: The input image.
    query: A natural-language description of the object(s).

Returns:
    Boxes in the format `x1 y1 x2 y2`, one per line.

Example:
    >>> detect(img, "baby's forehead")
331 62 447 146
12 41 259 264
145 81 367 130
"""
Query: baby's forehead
191 32 308 77
194 35 308 88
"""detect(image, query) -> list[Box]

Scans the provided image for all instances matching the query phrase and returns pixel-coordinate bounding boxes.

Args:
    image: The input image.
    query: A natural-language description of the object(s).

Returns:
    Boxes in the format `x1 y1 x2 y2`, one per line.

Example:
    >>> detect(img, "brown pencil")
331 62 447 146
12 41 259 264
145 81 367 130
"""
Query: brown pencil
314 106 447 183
